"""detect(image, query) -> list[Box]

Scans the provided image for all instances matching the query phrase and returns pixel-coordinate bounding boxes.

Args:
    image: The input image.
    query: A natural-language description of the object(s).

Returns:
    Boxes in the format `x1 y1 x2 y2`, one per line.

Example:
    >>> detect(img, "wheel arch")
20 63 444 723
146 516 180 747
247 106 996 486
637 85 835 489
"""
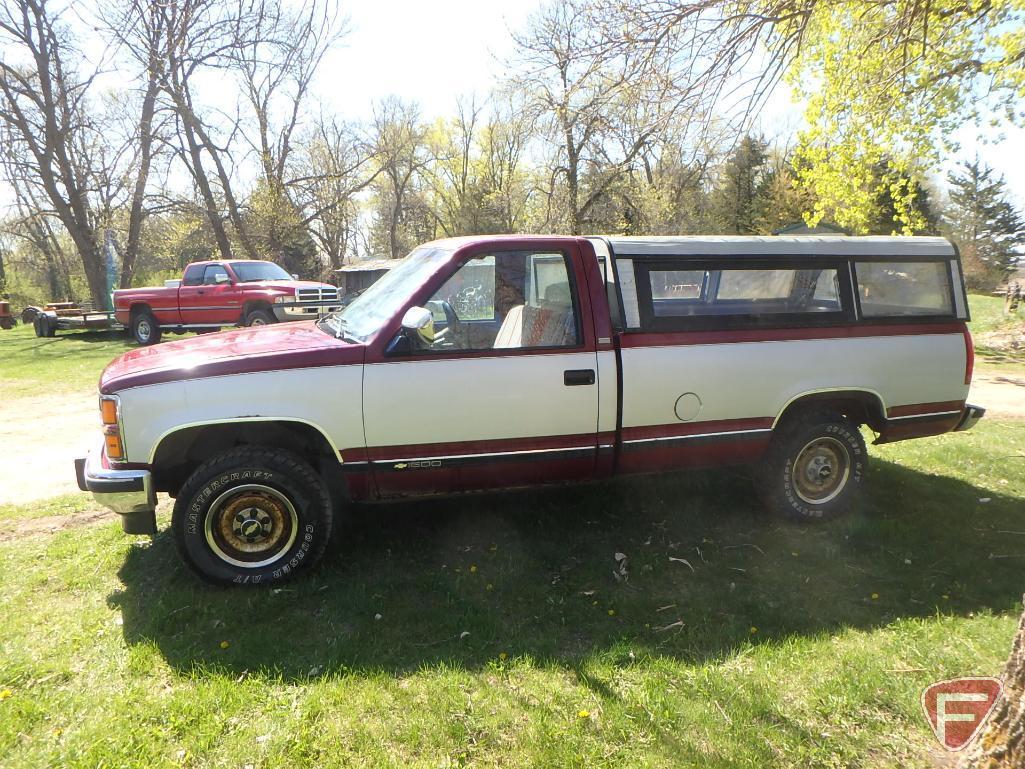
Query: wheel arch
243 299 273 317
149 417 342 496
773 388 887 433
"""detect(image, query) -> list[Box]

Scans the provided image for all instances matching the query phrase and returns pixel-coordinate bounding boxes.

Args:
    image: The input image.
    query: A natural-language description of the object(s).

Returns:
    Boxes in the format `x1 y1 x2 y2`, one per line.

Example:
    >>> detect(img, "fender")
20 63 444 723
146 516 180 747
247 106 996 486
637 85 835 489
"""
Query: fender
148 416 344 466
772 387 888 430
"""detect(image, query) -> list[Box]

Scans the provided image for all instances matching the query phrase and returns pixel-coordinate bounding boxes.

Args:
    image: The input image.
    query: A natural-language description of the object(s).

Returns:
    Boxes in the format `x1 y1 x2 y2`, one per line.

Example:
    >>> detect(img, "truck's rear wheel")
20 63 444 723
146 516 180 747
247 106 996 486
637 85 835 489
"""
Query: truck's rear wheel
131 311 161 345
755 411 866 521
172 448 333 585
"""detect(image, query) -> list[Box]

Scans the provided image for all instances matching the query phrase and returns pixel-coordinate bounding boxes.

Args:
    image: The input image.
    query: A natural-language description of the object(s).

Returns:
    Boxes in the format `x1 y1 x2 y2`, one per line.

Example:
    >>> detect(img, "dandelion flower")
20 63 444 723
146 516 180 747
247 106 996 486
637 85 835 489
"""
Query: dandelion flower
749 626 758 634
578 709 590 719
219 640 230 649
499 651 508 661
607 609 616 616
0 689 11 700
871 593 879 600
470 565 478 573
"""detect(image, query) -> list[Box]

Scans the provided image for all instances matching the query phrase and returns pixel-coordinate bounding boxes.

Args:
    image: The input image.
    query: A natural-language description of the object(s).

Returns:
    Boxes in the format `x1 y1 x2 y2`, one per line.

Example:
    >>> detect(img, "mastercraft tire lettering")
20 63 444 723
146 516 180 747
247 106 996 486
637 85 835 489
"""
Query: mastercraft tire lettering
172 448 332 585
755 411 867 521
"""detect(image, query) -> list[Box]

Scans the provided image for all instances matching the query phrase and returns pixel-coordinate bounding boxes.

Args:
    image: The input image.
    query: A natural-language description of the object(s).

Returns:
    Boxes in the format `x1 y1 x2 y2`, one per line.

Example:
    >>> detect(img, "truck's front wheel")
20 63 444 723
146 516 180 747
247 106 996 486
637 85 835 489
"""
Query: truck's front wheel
754 411 866 521
172 448 333 585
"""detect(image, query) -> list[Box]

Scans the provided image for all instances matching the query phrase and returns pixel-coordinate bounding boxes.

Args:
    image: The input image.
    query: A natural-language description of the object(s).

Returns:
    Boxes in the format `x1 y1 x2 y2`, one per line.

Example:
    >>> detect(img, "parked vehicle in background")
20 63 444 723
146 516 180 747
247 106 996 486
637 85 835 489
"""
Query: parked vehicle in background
0 298 15 330
113 260 340 345
77 235 983 584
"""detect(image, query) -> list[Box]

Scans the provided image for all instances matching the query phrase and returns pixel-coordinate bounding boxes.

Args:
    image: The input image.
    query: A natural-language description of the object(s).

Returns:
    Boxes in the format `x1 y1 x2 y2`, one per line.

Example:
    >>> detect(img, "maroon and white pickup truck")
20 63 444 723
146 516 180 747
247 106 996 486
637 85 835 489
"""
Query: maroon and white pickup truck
77 235 984 585
113 259 340 345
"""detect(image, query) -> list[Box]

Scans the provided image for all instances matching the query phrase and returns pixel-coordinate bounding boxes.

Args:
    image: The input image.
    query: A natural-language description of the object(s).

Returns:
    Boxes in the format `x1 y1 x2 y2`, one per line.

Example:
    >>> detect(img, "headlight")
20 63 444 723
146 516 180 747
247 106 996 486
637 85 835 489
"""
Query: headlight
99 395 125 461
273 295 292 304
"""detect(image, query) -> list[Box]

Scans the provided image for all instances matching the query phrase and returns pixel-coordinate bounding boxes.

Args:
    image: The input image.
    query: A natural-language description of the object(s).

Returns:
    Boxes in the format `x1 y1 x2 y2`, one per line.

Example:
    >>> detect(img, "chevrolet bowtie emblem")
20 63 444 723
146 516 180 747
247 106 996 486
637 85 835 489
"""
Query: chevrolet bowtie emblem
393 462 408 470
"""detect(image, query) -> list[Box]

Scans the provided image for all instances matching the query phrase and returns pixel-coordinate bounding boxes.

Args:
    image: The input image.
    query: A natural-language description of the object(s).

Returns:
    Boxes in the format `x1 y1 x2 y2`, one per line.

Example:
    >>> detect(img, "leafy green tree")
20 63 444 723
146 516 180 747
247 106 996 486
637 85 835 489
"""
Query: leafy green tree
710 135 769 234
944 159 1025 289
245 180 322 279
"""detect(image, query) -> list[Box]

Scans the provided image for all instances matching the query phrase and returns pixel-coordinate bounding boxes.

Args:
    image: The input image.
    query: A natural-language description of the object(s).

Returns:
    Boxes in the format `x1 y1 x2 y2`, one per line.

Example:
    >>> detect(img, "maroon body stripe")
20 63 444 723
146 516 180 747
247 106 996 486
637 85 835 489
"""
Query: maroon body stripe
357 432 600 462
621 417 774 442
620 321 967 349
887 400 966 418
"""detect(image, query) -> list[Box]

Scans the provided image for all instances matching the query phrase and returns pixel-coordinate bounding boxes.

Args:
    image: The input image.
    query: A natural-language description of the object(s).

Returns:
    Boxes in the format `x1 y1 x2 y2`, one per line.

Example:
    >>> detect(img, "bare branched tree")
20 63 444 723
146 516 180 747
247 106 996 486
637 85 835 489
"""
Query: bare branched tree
0 0 157 306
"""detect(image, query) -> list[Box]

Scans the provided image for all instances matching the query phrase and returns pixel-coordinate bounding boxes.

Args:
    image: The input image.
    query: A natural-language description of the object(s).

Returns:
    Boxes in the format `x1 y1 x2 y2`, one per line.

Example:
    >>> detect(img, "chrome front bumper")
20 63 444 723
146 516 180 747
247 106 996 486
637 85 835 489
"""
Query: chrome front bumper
74 442 157 535
954 403 986 432
272 302 342 321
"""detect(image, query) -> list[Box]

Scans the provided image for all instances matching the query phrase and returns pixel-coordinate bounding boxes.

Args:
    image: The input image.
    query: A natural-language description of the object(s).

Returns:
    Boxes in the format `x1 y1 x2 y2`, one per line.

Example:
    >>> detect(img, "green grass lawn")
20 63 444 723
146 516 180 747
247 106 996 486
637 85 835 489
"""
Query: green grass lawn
968 291 1025 373
1 419 1023 768
0 322 134 396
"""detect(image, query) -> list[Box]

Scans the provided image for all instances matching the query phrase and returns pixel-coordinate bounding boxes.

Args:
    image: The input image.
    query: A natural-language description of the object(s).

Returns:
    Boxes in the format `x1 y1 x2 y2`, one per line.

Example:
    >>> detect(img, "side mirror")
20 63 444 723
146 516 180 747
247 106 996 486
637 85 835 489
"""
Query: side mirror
214 272 231 284
401 305 435 345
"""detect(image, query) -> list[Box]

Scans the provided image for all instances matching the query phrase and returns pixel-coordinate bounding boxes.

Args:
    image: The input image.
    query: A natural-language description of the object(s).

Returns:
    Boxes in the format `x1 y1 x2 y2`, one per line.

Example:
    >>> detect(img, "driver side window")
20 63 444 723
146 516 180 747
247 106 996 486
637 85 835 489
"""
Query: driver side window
420 251 580 352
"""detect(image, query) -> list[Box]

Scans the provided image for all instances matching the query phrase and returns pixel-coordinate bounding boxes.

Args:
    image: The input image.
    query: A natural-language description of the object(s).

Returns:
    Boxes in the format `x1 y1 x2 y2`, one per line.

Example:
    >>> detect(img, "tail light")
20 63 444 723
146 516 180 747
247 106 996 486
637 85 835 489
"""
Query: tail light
963 326 974 385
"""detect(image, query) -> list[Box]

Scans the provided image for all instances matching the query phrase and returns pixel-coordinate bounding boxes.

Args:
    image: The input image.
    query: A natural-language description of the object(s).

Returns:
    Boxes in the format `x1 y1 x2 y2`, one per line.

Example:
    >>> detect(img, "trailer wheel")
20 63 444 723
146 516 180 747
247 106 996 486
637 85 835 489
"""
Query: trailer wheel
755 410 866 521
172 447 333 586
131 311 162 345
21 306 40 324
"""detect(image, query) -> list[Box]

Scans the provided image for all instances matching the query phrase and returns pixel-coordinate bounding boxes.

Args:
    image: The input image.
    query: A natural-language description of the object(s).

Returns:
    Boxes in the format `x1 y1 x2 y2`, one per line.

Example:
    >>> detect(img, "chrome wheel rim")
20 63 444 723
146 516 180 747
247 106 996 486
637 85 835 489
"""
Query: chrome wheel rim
137 319 152 341
204 484 298 568
249 316 267 326
792 436 850 504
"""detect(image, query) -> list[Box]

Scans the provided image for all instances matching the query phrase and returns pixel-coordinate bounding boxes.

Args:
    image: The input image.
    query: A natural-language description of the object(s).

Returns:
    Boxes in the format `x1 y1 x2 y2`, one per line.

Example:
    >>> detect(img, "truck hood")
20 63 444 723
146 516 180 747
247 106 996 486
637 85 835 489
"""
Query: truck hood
100 321 363 394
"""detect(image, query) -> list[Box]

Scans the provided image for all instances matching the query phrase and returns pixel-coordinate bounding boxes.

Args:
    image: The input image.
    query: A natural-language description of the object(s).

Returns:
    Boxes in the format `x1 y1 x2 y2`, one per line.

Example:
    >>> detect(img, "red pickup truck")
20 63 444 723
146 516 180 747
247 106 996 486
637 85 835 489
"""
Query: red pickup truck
114 260 340 345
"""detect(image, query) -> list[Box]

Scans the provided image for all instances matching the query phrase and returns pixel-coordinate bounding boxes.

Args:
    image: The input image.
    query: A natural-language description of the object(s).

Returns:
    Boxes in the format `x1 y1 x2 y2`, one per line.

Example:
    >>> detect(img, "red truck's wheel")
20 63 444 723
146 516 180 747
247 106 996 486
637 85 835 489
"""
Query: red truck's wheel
131 311 162 345
755 410 866 521
172 447 333 585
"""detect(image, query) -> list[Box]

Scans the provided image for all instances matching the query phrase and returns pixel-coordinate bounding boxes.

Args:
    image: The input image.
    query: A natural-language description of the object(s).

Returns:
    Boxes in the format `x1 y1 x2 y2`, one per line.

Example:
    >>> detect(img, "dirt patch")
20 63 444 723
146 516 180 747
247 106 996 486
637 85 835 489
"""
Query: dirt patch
0 508 113 543
978 326 1025 355
0 390 99 505
969 370 1025 419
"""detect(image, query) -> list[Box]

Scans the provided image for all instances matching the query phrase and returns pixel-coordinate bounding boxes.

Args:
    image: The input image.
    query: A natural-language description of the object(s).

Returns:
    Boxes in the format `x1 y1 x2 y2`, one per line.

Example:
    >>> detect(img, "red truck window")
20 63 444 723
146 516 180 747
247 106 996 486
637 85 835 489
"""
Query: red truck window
182 265 205 286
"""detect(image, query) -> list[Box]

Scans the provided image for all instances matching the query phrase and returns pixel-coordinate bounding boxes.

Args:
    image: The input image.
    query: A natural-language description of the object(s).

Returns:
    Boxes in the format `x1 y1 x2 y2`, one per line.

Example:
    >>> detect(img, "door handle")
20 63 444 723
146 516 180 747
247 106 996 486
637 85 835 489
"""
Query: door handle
196 289 206 295
564 369 595 386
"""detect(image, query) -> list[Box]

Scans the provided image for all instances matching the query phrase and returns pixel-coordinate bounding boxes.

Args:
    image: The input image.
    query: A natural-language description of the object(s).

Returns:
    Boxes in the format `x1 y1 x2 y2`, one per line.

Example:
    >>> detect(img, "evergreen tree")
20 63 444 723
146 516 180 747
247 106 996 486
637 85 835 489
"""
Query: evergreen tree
710 135 769 234
944 159 1025 290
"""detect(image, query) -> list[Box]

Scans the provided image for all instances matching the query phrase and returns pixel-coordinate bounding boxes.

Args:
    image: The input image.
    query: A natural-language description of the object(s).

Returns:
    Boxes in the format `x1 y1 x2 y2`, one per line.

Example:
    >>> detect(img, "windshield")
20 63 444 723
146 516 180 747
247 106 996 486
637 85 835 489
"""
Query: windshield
231 261 293 282
319 247 451 342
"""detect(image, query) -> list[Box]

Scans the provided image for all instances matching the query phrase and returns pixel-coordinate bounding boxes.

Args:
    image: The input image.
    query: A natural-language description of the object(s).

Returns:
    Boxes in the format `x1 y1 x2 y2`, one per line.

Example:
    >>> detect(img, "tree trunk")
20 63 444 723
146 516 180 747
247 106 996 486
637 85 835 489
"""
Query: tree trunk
121 64 160 289
960 599 1025 768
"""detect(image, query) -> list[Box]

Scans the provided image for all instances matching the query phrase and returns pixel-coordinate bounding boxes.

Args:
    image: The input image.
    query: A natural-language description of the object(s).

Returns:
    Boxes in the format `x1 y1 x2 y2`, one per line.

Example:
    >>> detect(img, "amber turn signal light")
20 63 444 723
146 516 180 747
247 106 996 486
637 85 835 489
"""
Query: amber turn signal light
104 432 124 460
101 398 119 426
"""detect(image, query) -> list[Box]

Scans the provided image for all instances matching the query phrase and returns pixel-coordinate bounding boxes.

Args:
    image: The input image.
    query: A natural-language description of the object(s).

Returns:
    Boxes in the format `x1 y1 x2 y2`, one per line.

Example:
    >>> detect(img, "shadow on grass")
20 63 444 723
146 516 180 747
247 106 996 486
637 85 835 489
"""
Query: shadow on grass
109 460 1024 680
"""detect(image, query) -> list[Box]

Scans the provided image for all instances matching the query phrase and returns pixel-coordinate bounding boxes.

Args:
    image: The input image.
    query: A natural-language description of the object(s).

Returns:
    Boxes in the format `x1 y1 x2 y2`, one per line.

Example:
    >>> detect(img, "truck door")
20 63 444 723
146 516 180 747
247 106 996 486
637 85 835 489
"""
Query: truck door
178 264 242 325
362 244 602 498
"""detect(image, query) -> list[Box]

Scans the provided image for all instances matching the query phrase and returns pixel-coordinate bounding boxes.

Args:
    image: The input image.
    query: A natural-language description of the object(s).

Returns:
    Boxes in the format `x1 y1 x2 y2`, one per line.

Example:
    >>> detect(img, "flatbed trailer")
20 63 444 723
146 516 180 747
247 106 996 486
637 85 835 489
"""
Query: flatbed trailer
28 302 122 337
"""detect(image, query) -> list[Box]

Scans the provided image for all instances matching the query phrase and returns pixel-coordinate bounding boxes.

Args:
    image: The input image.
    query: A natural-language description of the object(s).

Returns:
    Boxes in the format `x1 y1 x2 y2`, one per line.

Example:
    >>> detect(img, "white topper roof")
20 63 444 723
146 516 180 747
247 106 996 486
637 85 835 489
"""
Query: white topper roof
600 235 955 258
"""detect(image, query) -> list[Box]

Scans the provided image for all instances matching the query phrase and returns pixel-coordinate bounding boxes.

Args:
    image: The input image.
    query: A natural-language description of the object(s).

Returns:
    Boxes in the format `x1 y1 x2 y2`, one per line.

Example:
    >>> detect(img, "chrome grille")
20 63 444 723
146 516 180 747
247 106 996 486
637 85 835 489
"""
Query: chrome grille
296 287 339 303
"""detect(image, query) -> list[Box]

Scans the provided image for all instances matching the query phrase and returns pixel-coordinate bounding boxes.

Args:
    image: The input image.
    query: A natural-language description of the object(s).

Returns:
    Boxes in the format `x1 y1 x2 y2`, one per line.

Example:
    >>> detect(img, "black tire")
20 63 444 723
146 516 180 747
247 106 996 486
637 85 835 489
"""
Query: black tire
755 410 866 521
21 306 40 325
172 448 333 586
33 313 56 337
245 308 275 327
131 311 161 345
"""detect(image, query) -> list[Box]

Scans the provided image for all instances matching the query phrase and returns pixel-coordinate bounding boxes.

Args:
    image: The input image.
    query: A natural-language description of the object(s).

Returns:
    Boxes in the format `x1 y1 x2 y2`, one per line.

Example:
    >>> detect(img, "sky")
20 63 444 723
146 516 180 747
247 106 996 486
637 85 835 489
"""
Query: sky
321 0 1025 207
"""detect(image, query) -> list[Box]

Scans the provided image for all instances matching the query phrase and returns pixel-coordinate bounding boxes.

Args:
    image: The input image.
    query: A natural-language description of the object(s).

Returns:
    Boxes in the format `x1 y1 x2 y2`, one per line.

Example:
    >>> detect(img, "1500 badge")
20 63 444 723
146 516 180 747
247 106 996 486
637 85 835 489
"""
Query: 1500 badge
393 460 443 470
